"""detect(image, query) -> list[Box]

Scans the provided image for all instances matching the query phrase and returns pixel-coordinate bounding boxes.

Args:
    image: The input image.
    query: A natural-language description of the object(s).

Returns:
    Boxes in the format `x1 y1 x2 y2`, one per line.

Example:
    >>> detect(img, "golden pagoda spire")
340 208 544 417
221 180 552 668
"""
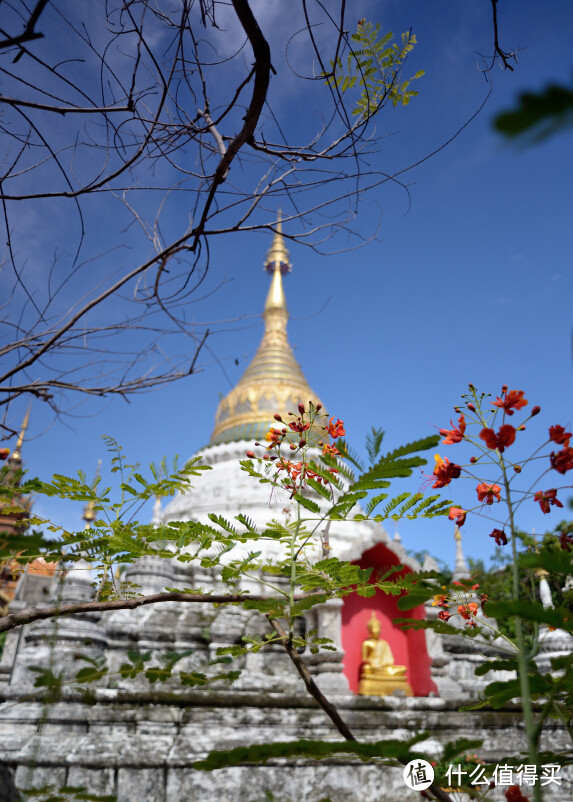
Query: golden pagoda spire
263 210 291 315
453 527 470 582
210 214 323 445
9 406 31 466
83 459 102 529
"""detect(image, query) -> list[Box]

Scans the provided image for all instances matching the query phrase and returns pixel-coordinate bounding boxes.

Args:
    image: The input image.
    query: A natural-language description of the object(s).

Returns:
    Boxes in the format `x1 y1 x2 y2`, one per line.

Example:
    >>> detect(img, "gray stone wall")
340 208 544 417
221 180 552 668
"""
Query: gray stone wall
1 688 571 802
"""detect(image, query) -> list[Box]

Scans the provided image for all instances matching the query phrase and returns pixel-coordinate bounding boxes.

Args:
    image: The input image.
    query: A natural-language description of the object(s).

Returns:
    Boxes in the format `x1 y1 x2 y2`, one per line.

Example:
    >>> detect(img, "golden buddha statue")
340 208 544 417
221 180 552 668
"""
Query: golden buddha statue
357 611 413 697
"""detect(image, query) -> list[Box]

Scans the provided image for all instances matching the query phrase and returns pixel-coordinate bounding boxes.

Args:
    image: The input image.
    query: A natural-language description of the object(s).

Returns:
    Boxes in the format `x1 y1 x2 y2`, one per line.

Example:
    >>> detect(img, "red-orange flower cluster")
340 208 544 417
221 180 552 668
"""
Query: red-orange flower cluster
288 419 311 434
448 507 466 527
492 389 527 416
505 786 530 802
476 483 501 504
265 427 283 444
322 443 340 457
549 425 571 446
430 580 487 629
550 446 573 474
534 488 563 514
432 456 461 488
489 528 508 546
479 424 516 453
439 414 466 445
327 417 345 438
275 457 338 497
457 602 478 620
432 593 448 608
559 532 573 551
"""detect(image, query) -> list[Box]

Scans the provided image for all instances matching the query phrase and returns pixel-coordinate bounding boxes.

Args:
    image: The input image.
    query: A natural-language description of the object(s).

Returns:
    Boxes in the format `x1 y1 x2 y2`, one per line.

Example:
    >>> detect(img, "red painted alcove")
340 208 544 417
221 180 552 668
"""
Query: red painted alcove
341 542 437 696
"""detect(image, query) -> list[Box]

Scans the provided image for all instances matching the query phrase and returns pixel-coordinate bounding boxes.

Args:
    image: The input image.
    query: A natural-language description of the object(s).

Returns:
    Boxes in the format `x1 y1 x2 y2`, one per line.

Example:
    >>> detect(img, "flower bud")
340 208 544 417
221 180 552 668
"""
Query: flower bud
245 451 255 458
514 465 521 473
531 405 541 416
263 454 270 460
470 456 477 464
298 402 305 414
467 403 476 412
468 383 475 391
501 385 507 394
290 444 296 450
518 425 526 431
316 403 322 412
299 439 306 447
282 428 287 434
454 406 461 413
274 413 283 422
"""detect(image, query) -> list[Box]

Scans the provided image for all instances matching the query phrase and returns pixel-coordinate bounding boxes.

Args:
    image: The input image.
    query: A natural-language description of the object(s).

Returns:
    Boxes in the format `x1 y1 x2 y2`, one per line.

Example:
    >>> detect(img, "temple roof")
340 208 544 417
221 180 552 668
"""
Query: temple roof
209 220 323 445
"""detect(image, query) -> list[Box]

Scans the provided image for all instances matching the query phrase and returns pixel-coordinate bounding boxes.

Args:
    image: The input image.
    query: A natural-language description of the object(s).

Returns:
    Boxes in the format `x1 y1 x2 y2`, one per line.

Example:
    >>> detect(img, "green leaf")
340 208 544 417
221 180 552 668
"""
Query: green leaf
385 435 440 460
208 514 240 536
292 494 321 515
487 600 573 632
494 82 573 142
242 598 288 614
519 550 573 575
442 738 484 763
328 490 368 519
289 593 329 616
234 514 259 534
395 585 436 610
394 617 477 637
75 667 108 684
474 659 519 677
305 476 332 500
484 673 553 708
365 492 389 516
194 733 430 771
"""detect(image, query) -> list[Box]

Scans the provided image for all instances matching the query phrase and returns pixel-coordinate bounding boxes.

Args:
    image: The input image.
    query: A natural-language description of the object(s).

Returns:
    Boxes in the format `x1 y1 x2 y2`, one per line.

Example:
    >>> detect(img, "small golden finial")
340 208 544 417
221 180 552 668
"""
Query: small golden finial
83 459 102 529
263 211 291 314
9 406 31 465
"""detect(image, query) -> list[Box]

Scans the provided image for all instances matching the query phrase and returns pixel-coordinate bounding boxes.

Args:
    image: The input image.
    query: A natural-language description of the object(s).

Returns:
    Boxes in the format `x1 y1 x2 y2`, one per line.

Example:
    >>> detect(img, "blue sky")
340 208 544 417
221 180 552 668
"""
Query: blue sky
9 0 573 572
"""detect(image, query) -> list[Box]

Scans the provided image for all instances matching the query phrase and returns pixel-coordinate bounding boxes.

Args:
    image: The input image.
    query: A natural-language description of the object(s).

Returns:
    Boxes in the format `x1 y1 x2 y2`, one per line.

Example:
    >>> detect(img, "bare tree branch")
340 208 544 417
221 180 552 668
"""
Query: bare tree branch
0 0 487 434
0 0 50 52
0 590 317 634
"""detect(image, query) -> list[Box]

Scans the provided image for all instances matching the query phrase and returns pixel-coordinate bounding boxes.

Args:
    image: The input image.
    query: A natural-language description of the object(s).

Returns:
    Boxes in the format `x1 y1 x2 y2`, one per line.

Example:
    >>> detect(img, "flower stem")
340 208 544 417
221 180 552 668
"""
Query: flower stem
500 456 542 802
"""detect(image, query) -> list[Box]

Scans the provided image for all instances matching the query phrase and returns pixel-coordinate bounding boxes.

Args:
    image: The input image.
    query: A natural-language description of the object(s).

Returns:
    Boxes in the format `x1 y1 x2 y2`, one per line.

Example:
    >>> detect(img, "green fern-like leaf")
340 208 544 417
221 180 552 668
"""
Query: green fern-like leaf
208 514 240 536
394 493 424 520
194 733 430 771
234 514 259 534
305 475 333 500
365 492 389 516
382 492 410 518
365 427 385 465
292 494 321 515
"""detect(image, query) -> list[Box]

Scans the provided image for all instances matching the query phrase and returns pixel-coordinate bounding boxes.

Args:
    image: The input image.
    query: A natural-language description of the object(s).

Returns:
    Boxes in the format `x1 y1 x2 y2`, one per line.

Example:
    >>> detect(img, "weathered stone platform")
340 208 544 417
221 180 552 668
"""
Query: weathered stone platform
1 688 570 802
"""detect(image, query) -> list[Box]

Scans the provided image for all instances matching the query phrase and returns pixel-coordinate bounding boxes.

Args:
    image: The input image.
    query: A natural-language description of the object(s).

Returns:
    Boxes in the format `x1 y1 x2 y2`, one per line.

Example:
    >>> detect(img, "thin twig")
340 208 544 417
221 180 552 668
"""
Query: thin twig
267 615 356 740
